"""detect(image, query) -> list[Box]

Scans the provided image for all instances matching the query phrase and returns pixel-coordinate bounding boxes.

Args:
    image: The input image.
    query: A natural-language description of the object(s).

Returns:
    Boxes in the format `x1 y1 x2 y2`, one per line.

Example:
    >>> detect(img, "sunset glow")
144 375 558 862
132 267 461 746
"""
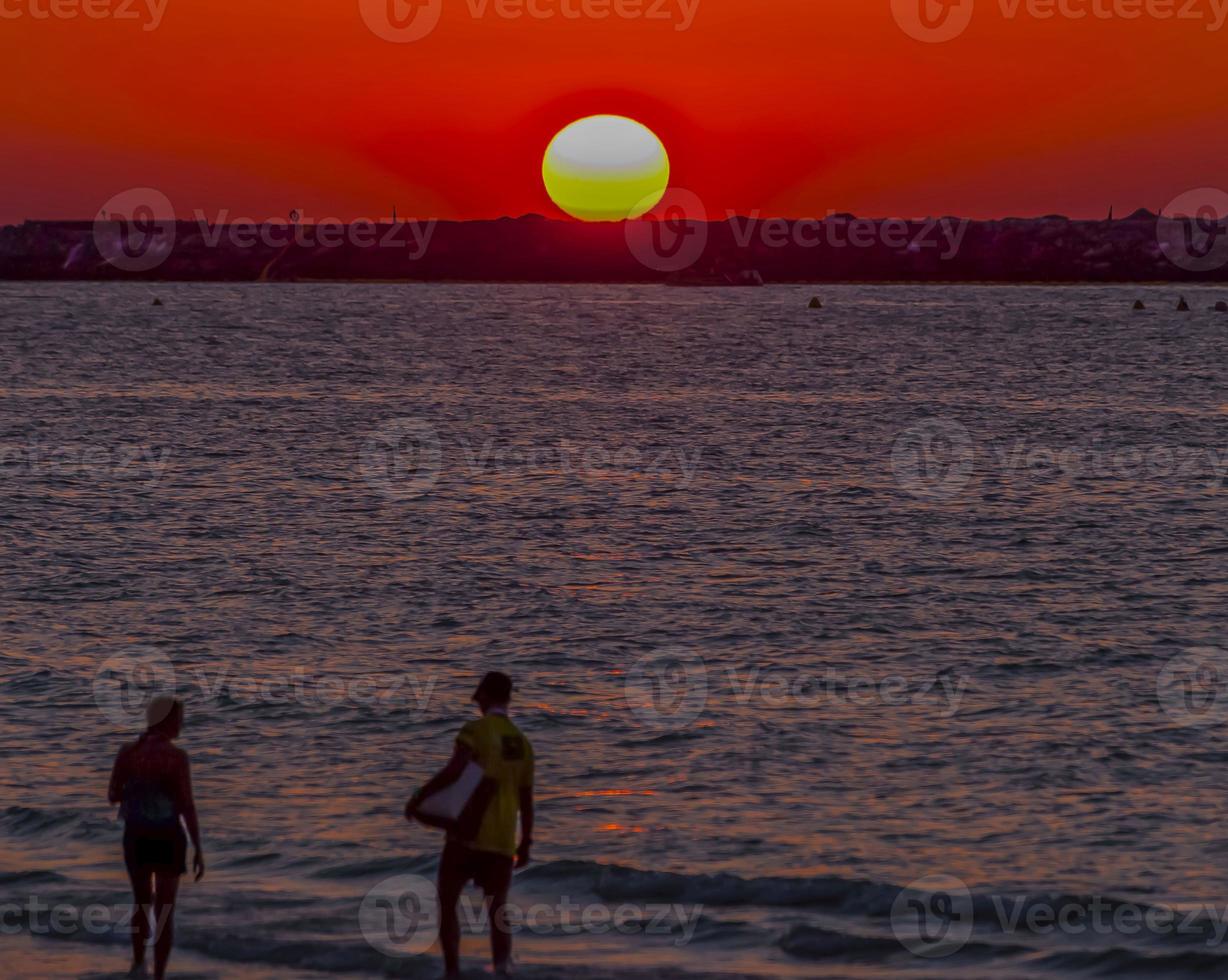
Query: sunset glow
3 0 1225 223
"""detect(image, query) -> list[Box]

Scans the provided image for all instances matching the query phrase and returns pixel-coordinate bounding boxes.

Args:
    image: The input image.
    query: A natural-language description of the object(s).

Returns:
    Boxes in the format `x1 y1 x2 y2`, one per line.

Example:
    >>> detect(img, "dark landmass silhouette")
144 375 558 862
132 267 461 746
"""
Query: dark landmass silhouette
2 211 1225 282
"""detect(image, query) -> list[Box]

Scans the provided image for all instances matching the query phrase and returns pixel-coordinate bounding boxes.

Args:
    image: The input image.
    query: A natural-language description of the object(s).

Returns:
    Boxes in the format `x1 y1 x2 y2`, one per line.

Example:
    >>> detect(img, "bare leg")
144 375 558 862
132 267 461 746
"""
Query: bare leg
151 872 180 980
486 888 512 976
125 865 152 975
437 851 466 979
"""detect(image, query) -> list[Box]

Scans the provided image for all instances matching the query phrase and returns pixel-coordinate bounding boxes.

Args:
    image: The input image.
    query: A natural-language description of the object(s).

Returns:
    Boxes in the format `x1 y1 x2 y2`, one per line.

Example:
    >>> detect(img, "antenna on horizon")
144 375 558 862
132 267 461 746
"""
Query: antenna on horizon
392 205 398 223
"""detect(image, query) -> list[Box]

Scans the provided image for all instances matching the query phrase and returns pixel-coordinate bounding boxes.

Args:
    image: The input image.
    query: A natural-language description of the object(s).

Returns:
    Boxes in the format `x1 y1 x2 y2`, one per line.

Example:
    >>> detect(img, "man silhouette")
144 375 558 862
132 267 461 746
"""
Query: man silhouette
407 672 535 979
108 697 204 980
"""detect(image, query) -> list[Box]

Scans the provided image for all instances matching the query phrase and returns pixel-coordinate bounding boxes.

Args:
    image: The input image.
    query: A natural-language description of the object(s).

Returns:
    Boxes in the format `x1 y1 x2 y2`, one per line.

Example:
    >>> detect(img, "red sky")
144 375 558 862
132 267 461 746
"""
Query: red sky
2 0 1226 223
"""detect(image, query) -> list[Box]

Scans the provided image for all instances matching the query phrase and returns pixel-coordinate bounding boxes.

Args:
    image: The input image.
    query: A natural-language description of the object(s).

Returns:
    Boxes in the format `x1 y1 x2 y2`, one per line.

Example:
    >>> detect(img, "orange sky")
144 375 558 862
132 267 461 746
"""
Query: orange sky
2 0 1225 223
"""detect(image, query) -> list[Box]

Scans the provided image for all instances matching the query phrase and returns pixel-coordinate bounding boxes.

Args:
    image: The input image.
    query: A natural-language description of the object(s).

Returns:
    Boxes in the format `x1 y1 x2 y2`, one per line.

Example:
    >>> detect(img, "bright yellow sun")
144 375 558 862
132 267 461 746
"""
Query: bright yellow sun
542 115 670 222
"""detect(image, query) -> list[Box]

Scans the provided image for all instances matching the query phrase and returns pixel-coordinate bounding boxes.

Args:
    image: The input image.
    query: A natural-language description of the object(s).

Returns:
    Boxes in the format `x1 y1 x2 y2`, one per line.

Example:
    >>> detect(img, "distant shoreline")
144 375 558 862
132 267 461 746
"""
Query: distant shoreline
3 279 1227 286
3 213 1225 283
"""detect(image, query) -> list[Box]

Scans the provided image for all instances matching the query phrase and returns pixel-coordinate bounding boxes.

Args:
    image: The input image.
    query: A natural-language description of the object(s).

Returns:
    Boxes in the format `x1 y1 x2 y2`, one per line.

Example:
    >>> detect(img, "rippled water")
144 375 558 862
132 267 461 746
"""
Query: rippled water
3 282 1228 978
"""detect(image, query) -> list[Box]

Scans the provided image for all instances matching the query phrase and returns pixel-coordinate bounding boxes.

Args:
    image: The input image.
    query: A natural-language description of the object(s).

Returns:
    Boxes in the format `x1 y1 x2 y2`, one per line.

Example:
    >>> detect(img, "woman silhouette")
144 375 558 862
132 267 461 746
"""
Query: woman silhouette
108 697 204 980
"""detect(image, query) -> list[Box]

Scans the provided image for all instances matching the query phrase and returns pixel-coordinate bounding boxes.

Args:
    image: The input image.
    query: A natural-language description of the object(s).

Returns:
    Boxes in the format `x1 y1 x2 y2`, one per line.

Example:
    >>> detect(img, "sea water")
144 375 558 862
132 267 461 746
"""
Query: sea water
2 282 1228 978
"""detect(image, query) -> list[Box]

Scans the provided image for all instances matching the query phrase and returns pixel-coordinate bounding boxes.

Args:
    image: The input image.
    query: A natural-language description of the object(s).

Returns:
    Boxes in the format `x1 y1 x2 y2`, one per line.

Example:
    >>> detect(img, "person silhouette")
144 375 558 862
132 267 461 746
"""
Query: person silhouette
406 672 535 979
108 696 204 980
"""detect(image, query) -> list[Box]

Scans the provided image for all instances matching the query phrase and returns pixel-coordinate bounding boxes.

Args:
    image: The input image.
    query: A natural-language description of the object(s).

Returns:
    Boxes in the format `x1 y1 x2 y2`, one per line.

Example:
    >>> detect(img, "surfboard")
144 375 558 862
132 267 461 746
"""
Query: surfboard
412 761 491 834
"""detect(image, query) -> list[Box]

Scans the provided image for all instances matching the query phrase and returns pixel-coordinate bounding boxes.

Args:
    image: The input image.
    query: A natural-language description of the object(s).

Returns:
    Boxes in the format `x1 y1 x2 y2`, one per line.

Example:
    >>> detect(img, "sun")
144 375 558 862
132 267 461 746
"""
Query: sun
542 115 670 222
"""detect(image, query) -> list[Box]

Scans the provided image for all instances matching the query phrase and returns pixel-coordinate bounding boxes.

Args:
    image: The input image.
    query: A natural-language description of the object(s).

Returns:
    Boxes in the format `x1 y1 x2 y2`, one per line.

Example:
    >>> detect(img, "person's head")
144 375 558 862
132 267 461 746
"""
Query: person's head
146 696 183 739
472 671 513 714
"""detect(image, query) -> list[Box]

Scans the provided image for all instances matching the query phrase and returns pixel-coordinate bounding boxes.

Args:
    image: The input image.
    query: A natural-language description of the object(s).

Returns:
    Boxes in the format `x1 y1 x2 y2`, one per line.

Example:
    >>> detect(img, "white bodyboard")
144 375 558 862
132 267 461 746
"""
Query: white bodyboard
417 761 485 822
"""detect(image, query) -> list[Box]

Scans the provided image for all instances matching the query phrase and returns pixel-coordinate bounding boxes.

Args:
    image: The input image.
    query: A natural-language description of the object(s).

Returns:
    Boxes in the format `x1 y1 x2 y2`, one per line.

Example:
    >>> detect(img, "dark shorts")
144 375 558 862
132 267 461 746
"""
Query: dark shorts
123 827 187 877
439 840 514 896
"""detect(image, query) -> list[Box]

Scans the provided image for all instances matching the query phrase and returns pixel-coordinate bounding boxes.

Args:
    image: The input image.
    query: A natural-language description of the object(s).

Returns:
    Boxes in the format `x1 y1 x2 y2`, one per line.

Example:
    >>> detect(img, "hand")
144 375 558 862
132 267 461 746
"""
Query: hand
515 839 532 869
193 852 206 882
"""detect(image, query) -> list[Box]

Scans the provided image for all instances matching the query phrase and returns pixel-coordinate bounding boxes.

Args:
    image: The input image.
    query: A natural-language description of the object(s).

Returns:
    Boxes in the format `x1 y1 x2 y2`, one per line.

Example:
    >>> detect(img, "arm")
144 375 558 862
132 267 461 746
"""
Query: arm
516 785 534 869
178 754 205 881
405 744 474 821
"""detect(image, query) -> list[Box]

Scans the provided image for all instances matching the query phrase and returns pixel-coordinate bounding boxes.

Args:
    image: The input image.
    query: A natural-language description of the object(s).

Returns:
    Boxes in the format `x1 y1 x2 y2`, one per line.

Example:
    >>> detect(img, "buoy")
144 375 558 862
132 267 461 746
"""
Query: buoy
1177 297 1190 312
1132 300 1145 311
152 298 163 306
1215 302 1228 313
808 297 822 309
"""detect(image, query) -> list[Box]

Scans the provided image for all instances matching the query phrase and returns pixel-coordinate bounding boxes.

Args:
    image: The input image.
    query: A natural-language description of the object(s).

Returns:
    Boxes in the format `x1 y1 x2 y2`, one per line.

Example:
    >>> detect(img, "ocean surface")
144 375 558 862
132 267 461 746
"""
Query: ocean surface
3 282 1228 978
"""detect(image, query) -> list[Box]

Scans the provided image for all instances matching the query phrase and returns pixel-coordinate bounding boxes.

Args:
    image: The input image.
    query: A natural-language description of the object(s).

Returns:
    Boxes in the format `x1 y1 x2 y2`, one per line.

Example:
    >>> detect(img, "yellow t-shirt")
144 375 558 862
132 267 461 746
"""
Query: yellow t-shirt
456 713 534 857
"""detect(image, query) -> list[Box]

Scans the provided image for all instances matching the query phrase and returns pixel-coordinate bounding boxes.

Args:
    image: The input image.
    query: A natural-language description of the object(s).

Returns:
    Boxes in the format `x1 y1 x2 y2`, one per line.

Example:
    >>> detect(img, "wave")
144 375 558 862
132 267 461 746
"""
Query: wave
0 869 67 886
523 860 902 915
7 871 1228 979
1034 946 1228 977
0 805 115 841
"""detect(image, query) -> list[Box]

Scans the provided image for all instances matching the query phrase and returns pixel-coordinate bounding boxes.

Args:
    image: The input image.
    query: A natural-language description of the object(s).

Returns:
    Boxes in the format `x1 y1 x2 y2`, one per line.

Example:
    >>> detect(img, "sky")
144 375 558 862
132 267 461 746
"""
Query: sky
2 0 1226 223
